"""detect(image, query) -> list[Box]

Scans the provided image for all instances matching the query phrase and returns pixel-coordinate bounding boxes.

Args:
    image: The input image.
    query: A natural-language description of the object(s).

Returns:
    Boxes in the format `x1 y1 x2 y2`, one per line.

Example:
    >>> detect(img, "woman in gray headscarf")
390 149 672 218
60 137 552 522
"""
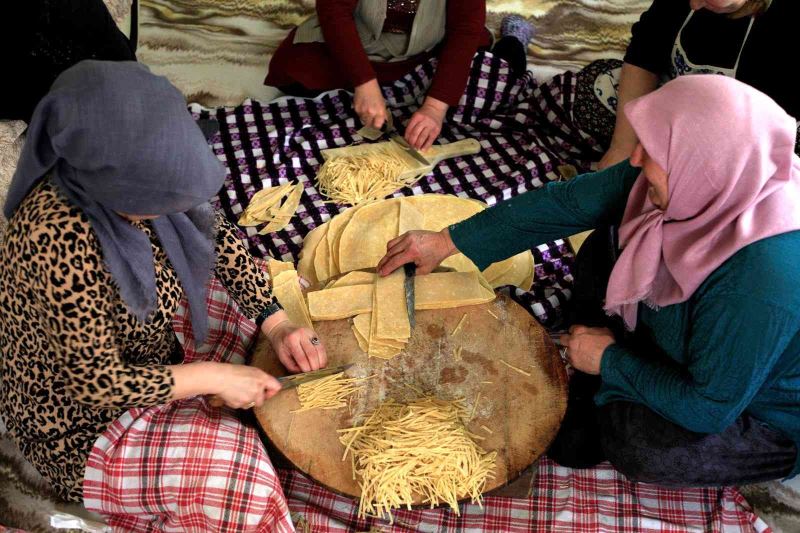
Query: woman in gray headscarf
0 60 319 530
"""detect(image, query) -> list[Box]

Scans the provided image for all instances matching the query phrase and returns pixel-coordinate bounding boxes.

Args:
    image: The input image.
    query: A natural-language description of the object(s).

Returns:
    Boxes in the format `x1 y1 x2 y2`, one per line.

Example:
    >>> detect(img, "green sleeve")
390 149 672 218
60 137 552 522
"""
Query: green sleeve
596 295 798 433
449 160 640 270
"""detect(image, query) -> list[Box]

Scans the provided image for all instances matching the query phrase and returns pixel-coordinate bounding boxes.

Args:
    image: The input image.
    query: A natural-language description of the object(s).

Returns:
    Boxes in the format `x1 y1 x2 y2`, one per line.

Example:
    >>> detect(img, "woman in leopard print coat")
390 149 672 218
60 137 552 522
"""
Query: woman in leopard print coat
0 61 321 530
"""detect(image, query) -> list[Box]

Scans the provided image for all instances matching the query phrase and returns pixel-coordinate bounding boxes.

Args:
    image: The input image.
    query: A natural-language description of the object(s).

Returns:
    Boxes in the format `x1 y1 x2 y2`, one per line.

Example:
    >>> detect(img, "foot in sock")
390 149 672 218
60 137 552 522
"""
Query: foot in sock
500 14 534 46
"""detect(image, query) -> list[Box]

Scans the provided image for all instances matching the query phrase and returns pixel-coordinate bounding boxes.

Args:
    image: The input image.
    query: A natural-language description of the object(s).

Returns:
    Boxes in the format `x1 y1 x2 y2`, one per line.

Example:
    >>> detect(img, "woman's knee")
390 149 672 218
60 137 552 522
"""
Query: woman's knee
601 437 664 483
598 402 691 485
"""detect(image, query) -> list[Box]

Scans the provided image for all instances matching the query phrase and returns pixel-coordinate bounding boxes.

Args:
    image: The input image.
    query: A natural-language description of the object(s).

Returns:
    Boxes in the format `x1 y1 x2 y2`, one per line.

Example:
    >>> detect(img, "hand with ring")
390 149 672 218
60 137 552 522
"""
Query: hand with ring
263 311 328 373
558 325 615 375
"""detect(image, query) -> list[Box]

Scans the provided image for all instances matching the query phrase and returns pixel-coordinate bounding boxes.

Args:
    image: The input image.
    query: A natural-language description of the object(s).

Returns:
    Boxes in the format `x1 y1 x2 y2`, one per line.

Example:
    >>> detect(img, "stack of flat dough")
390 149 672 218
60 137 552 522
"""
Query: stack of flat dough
299 195 534 359
307 269 496 358
297 195 534 290
268 258 295 279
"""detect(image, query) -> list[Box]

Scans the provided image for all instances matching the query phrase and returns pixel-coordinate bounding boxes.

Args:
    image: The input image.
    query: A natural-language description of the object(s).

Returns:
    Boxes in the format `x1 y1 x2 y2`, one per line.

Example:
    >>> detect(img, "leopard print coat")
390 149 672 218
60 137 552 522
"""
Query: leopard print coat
0 179 276 502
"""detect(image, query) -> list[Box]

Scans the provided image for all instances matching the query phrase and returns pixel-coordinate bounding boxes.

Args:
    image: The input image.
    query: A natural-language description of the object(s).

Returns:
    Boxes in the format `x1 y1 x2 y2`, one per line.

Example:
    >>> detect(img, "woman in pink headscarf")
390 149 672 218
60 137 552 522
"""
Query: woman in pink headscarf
377 74 800 485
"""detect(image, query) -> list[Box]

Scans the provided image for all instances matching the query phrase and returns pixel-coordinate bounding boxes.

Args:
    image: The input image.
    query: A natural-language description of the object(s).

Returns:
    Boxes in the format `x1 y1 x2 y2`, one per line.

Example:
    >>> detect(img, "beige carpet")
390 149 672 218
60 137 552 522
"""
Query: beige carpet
0 121 26 240
137 0 651 107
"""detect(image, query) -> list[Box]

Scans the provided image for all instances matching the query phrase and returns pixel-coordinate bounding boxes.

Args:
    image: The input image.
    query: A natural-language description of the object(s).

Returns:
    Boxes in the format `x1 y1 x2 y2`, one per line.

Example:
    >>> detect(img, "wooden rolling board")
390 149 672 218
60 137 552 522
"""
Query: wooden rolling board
251 293 567 503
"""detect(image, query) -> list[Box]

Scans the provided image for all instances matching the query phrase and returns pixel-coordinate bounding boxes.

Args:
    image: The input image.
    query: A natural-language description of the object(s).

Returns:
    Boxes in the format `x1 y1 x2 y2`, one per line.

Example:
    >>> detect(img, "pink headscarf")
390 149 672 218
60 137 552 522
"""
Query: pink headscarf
604 75 800 329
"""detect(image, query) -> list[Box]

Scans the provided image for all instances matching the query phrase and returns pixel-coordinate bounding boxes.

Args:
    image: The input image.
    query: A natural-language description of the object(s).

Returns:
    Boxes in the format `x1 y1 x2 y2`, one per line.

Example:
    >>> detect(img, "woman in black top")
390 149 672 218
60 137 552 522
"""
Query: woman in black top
599 0 798 168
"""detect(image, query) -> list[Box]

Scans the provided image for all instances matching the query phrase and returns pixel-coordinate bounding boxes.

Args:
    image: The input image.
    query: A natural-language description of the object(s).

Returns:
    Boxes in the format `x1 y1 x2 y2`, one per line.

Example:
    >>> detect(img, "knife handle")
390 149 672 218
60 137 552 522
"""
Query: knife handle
423 138 481 164
207 395 262 408
207 375 293 408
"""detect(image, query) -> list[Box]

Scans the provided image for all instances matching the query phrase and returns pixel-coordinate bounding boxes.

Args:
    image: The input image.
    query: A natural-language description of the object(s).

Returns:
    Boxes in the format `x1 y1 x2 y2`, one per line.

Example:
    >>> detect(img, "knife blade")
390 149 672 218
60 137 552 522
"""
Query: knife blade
382 117 430 167
403 262 416 329
276 363 354 391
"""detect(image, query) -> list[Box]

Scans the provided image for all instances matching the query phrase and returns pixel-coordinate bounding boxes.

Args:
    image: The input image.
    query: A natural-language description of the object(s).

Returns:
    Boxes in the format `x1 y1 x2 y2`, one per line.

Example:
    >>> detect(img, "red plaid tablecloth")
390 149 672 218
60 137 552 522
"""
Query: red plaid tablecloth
82 276 292 532
277 460 770 532
84 267 772 532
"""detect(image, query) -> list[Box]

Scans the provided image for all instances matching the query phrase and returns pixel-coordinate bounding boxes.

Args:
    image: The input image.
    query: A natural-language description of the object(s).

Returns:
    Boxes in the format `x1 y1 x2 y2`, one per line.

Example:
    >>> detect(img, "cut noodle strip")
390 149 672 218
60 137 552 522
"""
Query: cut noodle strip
292 373 371 413
338 397 496 520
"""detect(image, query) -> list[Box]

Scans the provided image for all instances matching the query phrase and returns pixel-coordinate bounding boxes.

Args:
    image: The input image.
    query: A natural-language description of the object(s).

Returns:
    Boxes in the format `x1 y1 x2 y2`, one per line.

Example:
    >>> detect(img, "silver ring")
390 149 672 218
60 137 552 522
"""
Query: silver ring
244 401 256 409
310 337 321 346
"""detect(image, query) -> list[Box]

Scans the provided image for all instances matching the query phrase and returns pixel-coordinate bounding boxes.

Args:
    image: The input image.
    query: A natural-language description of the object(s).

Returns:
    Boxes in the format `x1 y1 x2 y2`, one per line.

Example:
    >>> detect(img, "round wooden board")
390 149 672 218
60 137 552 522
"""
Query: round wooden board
251 293 568 502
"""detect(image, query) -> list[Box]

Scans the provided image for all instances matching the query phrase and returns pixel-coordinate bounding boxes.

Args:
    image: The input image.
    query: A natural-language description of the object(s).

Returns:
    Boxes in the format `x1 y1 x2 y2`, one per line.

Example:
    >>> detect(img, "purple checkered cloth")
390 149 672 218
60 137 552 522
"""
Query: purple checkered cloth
192 51 606 327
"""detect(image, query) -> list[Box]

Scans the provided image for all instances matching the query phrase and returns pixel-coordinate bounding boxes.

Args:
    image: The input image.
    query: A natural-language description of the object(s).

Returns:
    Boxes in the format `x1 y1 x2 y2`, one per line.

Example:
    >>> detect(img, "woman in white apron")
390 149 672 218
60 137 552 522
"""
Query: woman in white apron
598 0 798 168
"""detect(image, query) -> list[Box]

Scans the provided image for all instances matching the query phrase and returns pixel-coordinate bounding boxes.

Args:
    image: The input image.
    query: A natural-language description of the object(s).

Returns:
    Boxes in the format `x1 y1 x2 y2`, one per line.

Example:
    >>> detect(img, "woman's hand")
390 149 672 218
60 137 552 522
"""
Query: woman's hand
377 228 457 277
560 325 616 375
354 79 388 129
405 97 448 151
266 319 328 373
213 363 283 409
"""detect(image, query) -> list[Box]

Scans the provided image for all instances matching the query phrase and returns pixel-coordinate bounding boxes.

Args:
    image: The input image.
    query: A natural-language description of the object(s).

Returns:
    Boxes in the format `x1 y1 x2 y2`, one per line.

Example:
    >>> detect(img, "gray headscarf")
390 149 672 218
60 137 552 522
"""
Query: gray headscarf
4 60 225 343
